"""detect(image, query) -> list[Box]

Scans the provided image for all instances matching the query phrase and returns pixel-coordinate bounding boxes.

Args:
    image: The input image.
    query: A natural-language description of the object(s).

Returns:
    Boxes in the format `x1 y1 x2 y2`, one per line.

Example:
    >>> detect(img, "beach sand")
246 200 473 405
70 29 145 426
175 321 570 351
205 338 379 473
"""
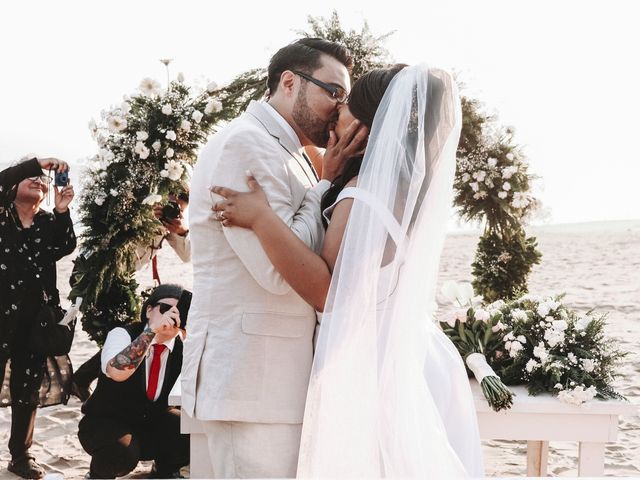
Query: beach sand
1 219 638 479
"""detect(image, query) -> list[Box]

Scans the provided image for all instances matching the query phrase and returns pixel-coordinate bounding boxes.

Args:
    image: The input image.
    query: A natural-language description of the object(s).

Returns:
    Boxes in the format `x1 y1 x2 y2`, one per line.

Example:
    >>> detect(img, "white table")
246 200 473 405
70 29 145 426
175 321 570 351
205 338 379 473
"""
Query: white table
470 380 637 476
170 378 637 477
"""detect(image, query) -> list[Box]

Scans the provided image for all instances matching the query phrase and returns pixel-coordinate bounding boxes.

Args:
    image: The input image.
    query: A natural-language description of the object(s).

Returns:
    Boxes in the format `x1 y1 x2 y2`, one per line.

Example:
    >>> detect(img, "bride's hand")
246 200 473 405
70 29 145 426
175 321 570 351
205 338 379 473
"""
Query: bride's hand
322 120 368 181
210 173 271 229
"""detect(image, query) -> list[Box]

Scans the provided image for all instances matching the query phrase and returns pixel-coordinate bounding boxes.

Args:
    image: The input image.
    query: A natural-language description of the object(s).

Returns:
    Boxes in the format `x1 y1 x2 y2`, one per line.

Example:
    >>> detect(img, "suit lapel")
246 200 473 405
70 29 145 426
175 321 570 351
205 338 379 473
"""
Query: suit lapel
245 101 319 185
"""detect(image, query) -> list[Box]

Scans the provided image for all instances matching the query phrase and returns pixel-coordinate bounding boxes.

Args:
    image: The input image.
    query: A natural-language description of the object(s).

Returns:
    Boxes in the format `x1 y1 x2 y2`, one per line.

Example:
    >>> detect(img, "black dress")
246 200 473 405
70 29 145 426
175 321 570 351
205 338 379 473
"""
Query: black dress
0 158 77 408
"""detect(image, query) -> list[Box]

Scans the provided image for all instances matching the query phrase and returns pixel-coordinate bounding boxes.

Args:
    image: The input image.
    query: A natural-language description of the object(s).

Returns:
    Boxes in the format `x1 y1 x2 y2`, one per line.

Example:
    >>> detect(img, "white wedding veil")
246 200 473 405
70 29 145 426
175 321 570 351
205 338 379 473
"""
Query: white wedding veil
298 64 483 478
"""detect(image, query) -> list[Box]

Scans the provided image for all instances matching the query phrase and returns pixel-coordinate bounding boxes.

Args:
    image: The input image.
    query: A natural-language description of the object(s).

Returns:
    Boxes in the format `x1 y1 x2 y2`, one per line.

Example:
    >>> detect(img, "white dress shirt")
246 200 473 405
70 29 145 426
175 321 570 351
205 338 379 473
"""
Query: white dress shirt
101 326 177 402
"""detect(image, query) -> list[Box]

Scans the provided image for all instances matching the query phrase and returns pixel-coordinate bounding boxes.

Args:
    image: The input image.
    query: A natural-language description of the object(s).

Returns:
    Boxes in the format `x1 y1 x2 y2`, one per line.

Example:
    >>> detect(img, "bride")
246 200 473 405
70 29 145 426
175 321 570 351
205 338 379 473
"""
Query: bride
211 64 483 478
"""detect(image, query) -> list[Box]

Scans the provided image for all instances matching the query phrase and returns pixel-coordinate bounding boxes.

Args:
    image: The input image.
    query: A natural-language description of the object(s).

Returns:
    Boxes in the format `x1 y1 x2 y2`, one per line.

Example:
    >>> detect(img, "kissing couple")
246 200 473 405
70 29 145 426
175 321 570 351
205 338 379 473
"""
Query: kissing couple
182 37 484 479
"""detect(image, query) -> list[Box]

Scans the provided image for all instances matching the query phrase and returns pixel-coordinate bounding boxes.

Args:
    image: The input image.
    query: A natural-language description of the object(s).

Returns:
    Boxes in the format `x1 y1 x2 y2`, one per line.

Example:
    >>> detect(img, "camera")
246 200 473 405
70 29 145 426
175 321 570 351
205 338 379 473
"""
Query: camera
161 201 181 220
55 171 69 187
176 290 192 330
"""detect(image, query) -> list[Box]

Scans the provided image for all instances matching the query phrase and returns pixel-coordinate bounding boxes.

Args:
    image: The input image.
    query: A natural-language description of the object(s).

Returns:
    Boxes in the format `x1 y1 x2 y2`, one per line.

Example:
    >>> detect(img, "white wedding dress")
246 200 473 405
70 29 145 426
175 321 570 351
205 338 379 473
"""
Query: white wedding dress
297 65 484 478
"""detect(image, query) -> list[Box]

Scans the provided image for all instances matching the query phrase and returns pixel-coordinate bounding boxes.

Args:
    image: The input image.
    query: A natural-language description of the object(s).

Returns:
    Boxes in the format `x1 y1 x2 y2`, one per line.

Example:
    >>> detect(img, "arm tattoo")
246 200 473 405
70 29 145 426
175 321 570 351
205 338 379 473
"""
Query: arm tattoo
108 327 156 371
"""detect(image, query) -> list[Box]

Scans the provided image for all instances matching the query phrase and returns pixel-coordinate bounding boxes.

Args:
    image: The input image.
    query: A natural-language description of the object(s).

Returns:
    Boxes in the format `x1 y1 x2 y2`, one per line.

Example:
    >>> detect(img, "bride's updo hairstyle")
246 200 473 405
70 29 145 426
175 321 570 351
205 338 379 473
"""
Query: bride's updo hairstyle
321 64 407 227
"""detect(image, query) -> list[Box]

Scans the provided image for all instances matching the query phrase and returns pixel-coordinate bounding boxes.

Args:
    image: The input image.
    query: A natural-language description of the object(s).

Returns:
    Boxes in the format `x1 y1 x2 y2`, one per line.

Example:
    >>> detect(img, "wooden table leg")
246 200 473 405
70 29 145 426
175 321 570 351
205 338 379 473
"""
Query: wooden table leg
527 441 549 477
578 442 605 477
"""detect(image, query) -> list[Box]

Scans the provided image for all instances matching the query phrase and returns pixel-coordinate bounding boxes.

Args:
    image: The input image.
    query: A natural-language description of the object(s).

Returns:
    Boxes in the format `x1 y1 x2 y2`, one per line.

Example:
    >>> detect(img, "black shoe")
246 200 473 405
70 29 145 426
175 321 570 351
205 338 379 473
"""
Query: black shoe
7 454 45 479
149 463 185 479
71 380 92 402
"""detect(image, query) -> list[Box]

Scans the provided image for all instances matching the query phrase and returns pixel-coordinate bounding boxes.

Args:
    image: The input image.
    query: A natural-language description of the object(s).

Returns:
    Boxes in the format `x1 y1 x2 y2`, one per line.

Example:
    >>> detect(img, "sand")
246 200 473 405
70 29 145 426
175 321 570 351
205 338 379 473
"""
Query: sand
1 219 638 479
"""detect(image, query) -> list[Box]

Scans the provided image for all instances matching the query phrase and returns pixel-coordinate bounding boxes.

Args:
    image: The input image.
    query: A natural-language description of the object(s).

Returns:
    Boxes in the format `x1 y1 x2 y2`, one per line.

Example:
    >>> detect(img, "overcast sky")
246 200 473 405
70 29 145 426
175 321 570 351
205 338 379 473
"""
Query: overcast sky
2 0 639 225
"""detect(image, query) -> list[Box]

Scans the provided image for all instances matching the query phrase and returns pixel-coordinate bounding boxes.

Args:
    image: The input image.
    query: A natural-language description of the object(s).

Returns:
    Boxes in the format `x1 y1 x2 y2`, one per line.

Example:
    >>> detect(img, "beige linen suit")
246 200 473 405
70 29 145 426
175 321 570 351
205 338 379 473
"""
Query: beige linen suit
182 101 328 478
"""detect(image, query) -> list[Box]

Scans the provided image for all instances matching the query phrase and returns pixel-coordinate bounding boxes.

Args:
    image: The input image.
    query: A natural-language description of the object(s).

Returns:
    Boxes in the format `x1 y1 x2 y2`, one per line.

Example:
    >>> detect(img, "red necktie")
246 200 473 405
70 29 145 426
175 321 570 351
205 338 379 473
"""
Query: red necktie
147 343 167 401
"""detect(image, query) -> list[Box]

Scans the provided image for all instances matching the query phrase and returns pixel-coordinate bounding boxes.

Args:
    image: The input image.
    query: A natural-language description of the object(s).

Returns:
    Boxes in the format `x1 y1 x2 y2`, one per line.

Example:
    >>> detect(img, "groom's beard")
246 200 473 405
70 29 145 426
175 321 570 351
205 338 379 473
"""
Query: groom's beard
292 88 335 148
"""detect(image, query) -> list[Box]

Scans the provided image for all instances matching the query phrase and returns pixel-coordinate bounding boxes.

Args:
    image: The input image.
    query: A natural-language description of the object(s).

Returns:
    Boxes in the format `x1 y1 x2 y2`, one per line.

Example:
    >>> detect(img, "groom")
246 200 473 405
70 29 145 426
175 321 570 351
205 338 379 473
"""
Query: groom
182 38 353 478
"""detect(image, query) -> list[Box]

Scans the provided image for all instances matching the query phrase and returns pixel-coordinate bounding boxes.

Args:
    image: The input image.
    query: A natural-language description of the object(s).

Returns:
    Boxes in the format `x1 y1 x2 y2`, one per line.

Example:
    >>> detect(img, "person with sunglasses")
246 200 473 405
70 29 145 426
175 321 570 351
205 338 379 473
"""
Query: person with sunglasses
0 156 76 479
78 283 189 479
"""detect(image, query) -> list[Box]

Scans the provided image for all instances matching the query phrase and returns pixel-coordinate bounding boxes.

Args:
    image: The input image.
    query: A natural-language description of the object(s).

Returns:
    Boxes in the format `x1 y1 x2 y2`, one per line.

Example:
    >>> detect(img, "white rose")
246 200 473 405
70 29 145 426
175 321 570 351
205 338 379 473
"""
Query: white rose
474 309 490 322
526 359 538 373
166 148 174 158
163 159 185 181
134 141 150 160
509 341 524 357
180 119 192 133
165 130 177 141
498 191 508 199
537 303 551 317
95 196 105 206
502 181 511 191
567 352 577 364
206 81 219 93
506 153 514 161
582 358 595 372
205 99 223 114
502 166 518 179
488 158 498 168
461 173 471 182
575 316 592 331
110 189 118 197
470 182 479 192
511 309 528 322
161 104 173 115
152 140 161 152
552 320 568 332
192 110 204 123
142 194 162 205
533 344 549 362
136 131 149 141
517 335 526 344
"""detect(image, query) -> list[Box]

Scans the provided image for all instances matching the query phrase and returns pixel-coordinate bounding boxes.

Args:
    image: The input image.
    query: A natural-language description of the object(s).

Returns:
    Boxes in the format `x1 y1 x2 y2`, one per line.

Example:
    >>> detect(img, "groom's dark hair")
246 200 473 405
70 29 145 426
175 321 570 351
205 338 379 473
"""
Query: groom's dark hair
267 38 353 95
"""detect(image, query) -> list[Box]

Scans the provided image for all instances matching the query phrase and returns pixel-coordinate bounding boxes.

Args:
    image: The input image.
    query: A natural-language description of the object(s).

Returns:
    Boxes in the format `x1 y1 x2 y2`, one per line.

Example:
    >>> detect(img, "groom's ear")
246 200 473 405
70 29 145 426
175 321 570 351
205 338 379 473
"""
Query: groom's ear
279 70 297 97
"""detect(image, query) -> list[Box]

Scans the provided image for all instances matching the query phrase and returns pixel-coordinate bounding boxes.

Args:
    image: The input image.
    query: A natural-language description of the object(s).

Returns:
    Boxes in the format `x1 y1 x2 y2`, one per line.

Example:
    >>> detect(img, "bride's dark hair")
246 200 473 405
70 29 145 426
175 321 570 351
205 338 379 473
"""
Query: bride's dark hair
321 64 407 227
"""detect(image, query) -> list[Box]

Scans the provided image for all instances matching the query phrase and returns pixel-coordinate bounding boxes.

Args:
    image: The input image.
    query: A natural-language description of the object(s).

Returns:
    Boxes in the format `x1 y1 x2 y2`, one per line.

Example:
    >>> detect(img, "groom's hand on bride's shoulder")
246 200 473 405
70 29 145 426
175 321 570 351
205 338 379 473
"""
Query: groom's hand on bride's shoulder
322 120 369 181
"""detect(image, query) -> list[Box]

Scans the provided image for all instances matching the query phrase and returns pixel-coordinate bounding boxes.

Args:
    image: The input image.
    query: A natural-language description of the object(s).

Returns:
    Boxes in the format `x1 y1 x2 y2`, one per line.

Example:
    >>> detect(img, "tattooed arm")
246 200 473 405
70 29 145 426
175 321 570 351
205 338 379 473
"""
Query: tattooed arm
105 304 180 382
105 327 156 382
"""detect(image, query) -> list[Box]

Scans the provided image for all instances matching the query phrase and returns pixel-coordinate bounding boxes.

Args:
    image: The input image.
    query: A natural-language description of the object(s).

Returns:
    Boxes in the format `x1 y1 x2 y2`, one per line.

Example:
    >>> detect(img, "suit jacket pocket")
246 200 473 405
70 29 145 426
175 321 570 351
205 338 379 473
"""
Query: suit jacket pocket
241 312 309 338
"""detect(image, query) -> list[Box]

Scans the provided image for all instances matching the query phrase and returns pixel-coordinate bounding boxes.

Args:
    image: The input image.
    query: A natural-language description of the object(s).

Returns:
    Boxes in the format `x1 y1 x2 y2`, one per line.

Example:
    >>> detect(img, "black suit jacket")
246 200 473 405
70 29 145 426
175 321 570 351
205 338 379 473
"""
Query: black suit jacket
82 323 183 424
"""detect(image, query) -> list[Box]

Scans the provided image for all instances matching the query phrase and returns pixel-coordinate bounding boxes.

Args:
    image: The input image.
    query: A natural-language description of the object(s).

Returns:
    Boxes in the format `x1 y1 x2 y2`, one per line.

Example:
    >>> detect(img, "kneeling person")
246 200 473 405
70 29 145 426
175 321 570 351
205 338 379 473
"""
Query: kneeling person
78 284 189 479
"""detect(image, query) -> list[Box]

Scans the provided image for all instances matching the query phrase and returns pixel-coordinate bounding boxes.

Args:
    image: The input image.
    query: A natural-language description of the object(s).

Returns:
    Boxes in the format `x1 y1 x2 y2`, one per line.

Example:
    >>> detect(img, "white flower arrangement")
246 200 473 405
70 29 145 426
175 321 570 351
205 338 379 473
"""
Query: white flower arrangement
439 282 627 409
72 63 223 345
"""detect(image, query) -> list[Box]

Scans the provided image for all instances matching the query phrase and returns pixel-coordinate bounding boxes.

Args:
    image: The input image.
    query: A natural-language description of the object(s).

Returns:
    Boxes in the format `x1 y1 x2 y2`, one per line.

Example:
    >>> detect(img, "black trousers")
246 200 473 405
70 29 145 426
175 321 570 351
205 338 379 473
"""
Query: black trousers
73 350 101 388
9 404 37 460
78 407 189 478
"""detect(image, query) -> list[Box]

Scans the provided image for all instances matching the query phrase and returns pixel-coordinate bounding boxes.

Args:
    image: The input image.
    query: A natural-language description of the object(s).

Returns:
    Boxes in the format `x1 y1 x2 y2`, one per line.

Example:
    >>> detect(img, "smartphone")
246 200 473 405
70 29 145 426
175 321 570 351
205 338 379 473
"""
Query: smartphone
55 170 69 187
176 289 192 330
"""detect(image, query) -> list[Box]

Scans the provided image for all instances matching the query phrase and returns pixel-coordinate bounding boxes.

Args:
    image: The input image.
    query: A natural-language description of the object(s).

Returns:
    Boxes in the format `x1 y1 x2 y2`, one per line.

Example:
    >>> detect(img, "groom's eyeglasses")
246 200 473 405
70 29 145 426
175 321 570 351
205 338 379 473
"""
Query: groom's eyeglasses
292 70 348 104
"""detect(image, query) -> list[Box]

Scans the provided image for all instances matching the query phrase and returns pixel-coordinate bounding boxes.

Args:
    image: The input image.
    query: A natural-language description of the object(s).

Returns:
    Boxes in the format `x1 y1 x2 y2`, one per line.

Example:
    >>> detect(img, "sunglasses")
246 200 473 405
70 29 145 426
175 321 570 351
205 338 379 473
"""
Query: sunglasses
155 302 175 314
28 174 53 185
292 70 348 104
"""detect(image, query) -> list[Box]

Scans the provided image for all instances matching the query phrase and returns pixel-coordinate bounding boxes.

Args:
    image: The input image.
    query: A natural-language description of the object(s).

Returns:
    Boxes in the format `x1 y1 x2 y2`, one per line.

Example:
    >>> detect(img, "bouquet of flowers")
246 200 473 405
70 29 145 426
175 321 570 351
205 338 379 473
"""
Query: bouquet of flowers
439 281 515 411
70 61 223 344
439 282 627 409
491 294 627 405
